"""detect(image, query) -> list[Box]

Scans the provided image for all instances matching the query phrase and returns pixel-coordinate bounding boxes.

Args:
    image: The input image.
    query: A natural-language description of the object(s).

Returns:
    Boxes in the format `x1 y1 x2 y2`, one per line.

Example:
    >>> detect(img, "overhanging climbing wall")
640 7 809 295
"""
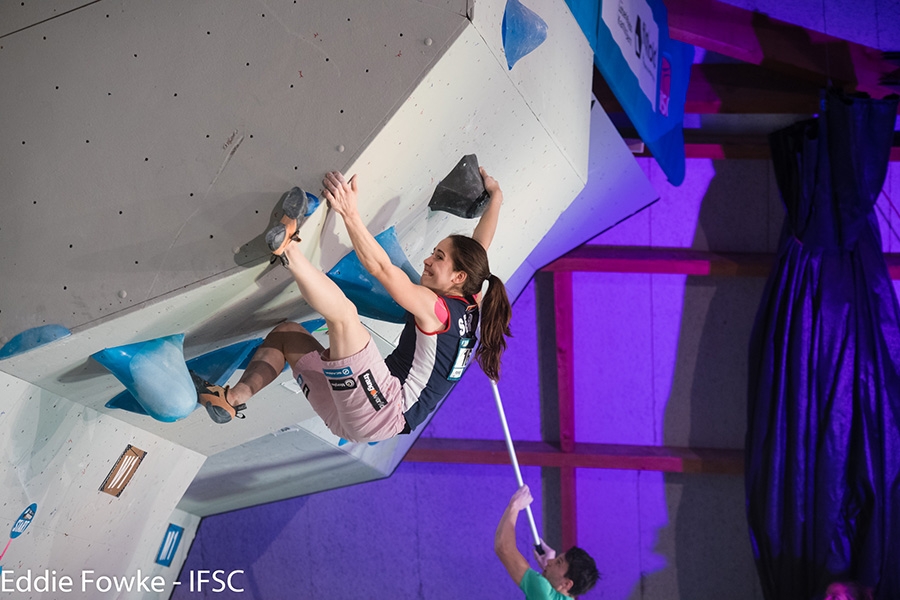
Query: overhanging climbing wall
0 0 656 595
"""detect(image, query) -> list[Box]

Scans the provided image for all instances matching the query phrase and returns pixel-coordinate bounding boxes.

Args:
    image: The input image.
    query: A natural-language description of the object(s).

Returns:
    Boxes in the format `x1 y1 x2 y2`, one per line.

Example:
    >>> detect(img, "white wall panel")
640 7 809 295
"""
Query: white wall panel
0 370 204 599
471 0 593 179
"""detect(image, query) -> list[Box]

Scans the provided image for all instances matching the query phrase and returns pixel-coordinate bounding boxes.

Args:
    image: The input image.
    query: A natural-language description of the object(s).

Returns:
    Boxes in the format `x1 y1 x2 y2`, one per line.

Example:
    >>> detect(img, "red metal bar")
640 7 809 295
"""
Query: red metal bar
543 247 900 280
554 272 575 453
595 63 823 115
638 142 900 162
404 438 745 475
666 0 900 100
560 467 577 550
542 246 774 276
553 272 578 547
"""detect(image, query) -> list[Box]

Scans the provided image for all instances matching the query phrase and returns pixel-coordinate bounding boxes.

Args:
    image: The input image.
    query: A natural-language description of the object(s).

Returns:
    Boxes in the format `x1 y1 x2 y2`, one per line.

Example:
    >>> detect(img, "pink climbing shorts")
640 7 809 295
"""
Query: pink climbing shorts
292 337 407 442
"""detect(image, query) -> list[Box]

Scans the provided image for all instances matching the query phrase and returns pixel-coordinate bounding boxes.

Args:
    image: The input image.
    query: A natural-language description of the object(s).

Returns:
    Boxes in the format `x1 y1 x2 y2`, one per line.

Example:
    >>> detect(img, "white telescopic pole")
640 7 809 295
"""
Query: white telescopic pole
491 379 543 552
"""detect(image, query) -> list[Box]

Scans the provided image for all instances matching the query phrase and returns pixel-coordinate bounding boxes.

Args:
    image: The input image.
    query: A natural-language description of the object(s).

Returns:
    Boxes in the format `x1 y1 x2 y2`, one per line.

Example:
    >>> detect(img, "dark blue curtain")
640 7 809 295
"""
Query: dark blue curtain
746 90 900 600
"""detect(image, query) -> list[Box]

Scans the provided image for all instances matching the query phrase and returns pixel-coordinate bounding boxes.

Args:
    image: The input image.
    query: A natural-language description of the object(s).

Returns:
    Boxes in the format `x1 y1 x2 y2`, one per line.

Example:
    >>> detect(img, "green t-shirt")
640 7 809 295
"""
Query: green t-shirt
519 568 569 600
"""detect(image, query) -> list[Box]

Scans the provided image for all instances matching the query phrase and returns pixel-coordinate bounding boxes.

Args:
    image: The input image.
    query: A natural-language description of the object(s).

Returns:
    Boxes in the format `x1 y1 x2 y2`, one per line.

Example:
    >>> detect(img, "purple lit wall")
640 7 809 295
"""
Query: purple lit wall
572 158 781 599
176 152 900 600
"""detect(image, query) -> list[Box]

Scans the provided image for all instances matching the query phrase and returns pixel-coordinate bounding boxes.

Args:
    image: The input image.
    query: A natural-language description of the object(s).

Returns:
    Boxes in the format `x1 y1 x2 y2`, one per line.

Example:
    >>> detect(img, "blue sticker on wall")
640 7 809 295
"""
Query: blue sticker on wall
10 504 37 539
0 503 37 563
155 524 184 567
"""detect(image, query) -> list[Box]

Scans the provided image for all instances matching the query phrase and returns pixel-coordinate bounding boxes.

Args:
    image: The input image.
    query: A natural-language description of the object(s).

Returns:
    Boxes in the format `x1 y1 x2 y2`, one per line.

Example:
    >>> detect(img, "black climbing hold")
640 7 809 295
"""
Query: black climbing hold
428 154 489 219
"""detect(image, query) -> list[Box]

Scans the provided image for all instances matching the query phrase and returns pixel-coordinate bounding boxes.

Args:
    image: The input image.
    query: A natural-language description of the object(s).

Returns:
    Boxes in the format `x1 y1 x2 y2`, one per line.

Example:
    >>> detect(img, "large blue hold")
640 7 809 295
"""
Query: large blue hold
105 337 264 417
502 0 548 70
327 227 420 324
93 334 197 422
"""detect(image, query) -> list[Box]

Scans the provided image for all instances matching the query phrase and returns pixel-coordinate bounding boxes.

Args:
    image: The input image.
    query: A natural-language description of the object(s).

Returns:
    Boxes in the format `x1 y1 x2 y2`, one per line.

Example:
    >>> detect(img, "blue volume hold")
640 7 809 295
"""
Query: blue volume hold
502 0 548 70
303 191 321 217
94 334 196 422
0 324 71 360
105 337 264 417
327 227 420 324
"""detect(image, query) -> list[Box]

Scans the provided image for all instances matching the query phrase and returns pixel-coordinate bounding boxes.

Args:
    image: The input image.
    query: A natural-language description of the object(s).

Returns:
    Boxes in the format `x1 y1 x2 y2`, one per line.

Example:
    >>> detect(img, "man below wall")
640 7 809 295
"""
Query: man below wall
494 485 599 598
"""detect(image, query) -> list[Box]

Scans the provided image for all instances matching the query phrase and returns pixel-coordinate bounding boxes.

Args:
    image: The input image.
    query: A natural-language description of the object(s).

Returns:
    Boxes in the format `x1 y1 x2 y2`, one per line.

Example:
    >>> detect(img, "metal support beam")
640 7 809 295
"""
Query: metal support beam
534 271 578 550
594 63 823 115
405 438 744 474
666 0 900 100
542 246 900 280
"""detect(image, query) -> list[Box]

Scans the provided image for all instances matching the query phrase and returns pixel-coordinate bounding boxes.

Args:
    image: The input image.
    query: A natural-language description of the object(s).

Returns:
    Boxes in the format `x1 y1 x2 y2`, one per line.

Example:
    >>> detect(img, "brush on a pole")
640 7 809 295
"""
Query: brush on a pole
491 379 545 555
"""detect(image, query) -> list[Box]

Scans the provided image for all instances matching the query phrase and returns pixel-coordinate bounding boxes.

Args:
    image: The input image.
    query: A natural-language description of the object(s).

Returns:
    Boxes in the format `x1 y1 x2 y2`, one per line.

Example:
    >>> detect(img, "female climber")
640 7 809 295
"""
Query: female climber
194 167 511 442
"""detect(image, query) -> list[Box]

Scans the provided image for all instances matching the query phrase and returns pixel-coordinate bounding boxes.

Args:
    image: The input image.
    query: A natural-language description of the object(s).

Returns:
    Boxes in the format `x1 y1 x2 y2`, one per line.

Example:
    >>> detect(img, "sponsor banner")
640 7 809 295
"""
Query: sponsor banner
602 0 659 110
568 0 692 185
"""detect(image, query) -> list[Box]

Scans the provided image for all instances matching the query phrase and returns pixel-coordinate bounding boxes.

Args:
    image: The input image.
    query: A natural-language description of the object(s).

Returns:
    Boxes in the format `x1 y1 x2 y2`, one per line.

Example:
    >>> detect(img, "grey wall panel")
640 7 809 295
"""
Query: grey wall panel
0 0 96 37
0 0 468 344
